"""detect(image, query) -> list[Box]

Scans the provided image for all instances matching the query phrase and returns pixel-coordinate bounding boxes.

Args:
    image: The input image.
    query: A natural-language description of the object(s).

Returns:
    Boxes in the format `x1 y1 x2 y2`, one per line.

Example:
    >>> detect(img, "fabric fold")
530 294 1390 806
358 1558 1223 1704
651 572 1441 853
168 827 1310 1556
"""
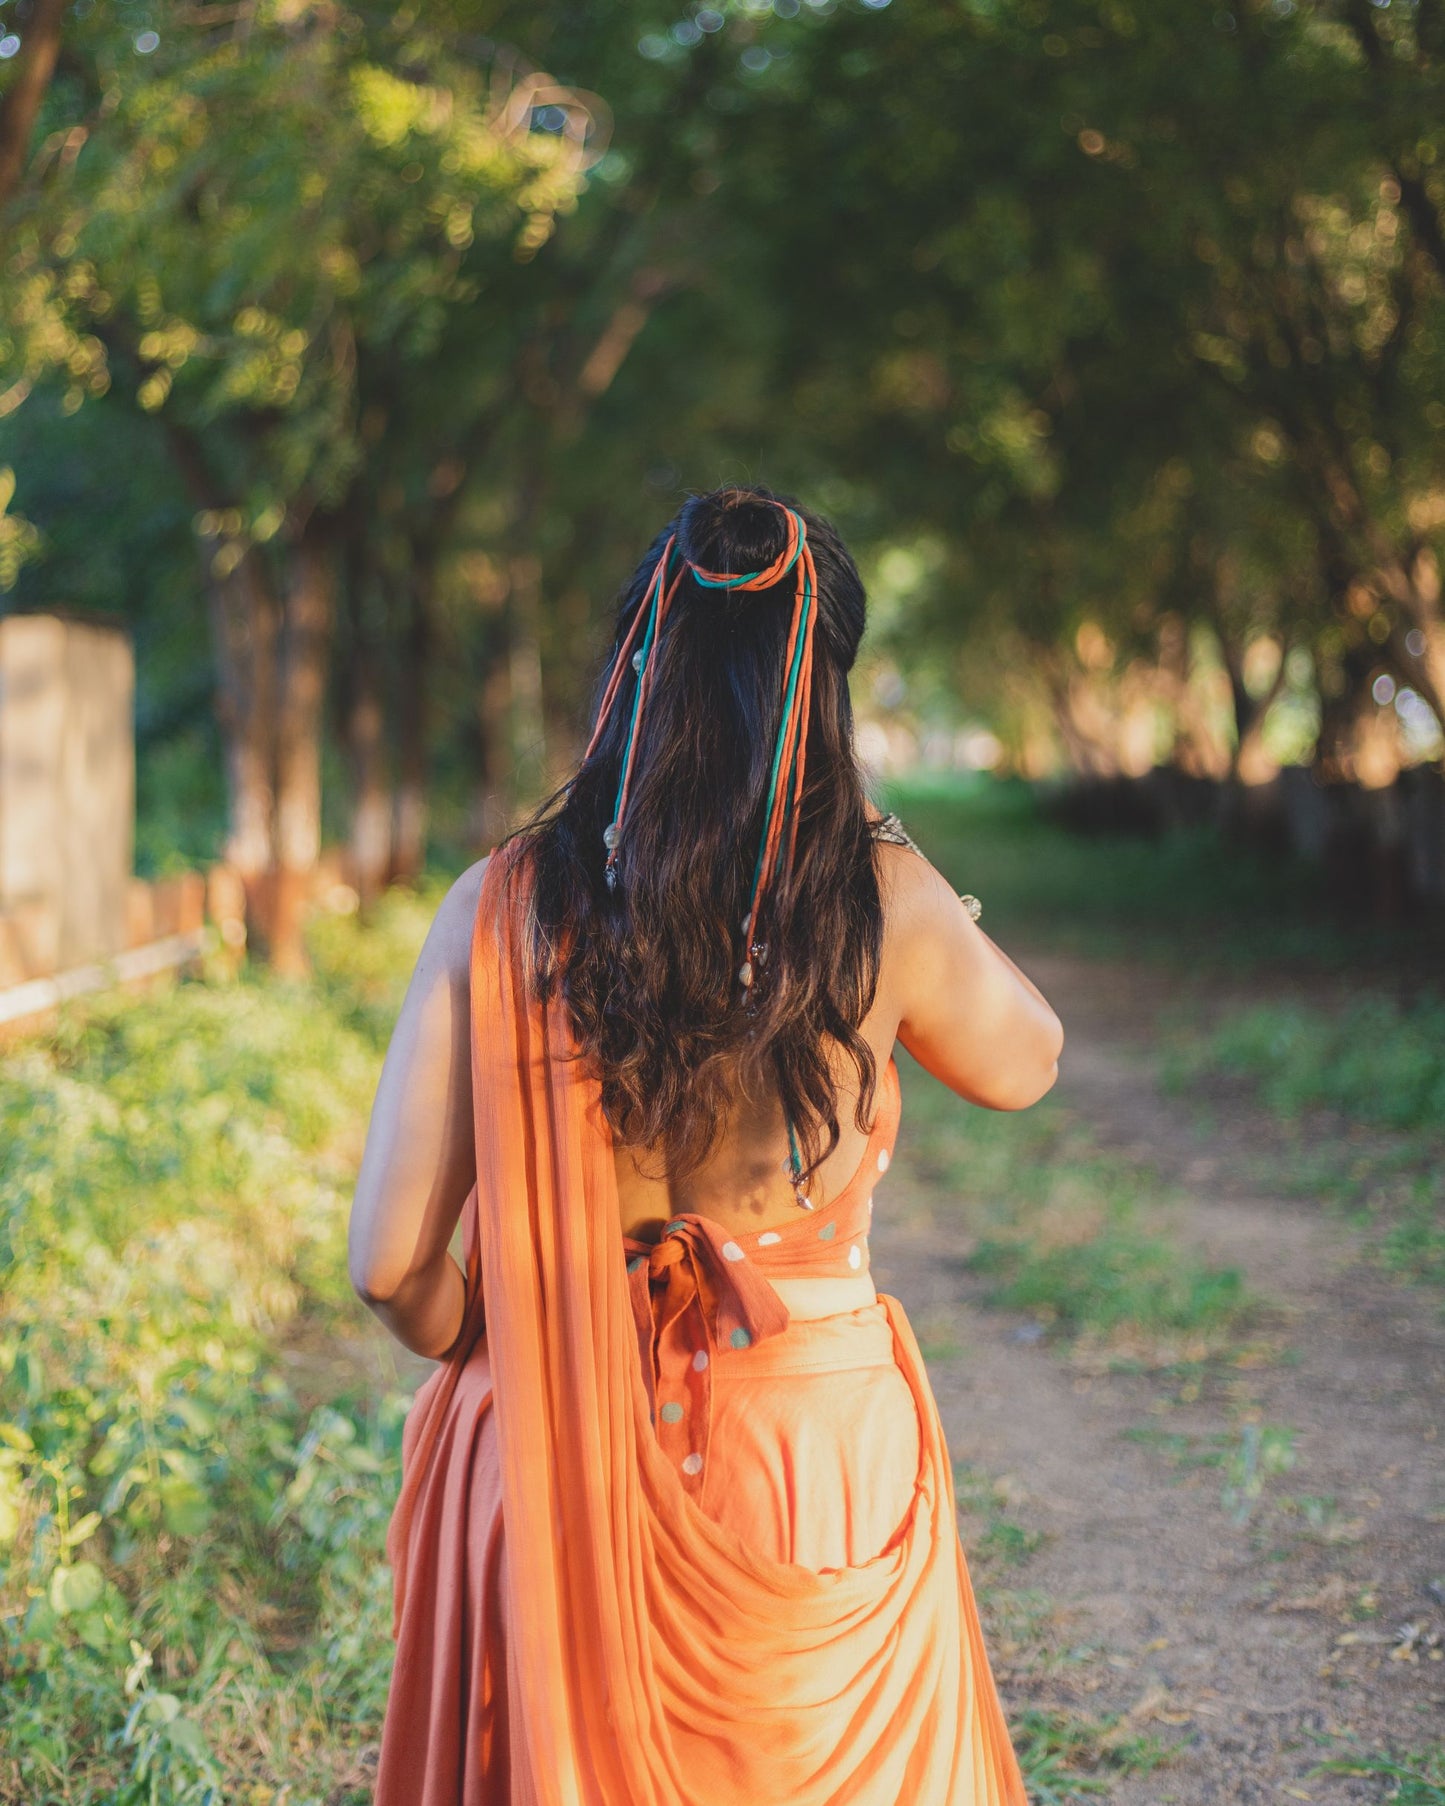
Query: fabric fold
380 845 1029 1805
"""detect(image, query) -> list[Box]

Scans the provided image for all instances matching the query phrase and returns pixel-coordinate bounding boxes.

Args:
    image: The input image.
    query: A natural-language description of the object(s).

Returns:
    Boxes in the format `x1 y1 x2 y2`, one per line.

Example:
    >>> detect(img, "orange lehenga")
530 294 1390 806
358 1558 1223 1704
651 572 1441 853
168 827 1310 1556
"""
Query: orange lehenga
376 849 1027 1805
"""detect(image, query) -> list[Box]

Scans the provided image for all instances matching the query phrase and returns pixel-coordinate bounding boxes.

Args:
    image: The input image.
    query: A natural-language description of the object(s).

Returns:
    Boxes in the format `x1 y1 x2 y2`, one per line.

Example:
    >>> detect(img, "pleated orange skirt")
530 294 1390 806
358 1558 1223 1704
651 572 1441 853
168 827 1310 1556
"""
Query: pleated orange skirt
376 1295 931 1803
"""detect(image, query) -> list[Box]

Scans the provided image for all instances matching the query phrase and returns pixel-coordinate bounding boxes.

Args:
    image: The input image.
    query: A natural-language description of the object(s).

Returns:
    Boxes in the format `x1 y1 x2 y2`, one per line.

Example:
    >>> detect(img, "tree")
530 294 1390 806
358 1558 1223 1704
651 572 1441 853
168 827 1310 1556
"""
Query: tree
3 1 593 965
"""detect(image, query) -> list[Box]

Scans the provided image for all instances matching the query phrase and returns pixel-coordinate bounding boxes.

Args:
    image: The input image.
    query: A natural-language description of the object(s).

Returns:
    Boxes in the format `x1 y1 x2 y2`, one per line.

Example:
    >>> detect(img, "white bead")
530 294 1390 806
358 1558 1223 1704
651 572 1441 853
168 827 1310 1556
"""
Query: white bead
631 649 646 672
721 1240 745 1262
681 1452 704 1476
848 1243 863 1270
738 961 753 987
603 821 619 850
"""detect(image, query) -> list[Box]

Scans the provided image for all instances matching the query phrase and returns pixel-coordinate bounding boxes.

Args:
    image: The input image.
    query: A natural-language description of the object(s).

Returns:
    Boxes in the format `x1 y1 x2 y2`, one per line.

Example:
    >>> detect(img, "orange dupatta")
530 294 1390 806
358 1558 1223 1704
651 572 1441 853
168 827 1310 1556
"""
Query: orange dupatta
385 847 1027 1805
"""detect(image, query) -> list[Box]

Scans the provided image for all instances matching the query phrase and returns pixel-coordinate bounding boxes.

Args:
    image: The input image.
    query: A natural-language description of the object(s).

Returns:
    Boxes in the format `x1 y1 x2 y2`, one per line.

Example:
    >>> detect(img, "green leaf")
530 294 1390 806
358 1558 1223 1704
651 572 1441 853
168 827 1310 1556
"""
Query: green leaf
49 1559 104 1616
67 1508 103 1549
157 1475 214 1538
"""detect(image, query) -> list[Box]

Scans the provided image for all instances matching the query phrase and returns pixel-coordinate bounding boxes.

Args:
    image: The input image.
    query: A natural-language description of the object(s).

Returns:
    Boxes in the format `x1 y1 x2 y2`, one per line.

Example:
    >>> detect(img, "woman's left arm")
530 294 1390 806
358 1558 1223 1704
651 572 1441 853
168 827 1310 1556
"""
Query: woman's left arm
347 858 488 1358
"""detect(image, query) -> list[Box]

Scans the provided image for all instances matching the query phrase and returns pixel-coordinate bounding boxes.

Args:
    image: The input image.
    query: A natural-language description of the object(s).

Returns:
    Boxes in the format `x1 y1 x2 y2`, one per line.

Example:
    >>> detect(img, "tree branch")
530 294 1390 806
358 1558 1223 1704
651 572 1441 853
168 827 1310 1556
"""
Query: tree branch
0 0 69 211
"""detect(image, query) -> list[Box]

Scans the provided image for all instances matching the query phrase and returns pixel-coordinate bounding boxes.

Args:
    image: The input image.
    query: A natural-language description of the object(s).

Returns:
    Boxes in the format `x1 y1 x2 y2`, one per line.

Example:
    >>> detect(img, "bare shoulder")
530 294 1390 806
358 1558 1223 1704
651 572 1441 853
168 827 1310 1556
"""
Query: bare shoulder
425 854 491 981
873 834 963 946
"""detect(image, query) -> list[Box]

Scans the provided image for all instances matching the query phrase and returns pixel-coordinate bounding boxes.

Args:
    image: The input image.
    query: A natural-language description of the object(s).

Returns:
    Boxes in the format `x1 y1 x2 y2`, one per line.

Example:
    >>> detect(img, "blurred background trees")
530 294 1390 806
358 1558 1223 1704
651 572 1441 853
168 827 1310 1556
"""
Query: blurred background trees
2 0 1443 963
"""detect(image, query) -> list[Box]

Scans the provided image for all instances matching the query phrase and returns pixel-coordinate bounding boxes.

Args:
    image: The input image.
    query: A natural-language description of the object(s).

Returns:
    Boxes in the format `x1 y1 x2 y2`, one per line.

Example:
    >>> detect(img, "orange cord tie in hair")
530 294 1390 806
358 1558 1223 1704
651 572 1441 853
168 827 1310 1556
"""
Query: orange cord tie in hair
587 502 818 973
584 498 820 1205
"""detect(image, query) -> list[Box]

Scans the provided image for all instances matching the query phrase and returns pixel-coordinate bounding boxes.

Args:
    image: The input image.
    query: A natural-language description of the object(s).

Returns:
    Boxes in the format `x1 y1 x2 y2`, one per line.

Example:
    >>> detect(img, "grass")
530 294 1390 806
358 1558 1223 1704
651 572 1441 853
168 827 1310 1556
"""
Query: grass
882 778 1442 1301
881 773 1437 974
1312 1744 1445 1804
896 1052 1252 1365
1172 997 1445 1134
1012 1708 1172 1804
0 889 437 1805
954 1461 1045 1572
1123 1422 1298 1526
1164 999 1445 1294
7 773 1433 1797
951 1459 1171 1800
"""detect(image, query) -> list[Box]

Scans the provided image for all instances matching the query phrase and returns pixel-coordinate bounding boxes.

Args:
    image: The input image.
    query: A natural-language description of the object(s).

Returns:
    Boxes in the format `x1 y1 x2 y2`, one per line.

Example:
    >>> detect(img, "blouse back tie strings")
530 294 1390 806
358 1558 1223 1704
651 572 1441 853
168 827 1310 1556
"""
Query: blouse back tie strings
585 501 821 1203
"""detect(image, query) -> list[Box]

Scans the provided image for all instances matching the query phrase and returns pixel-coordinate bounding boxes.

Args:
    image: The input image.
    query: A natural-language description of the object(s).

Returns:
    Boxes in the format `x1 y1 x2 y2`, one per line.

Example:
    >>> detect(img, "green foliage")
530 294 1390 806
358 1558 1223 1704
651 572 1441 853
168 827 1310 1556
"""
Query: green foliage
1010 1707 1172 1804
6 0 1445 876
6 7 586 516
969 1225 1247 1339
0 465 41 590
1313 1745 1445 1805
0 895 432 1802
1380 1177 1445 1291
884 775 1423 969
898 1047 1248 1354
1185 997 1445 1133
306 880 450 1049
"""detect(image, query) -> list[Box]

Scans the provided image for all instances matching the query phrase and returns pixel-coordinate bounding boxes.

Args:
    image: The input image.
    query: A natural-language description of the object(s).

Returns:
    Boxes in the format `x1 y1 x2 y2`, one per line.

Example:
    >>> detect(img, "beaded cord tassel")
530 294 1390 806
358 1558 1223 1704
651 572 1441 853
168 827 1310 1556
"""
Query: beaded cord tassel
584 536 682 893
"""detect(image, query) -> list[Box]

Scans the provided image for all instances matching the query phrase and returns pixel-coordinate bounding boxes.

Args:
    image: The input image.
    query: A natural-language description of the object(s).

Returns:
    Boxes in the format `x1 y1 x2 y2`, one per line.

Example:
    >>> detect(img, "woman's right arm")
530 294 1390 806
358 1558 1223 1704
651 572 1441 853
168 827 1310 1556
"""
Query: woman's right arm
883 843 1063 1110
347 858 487 1358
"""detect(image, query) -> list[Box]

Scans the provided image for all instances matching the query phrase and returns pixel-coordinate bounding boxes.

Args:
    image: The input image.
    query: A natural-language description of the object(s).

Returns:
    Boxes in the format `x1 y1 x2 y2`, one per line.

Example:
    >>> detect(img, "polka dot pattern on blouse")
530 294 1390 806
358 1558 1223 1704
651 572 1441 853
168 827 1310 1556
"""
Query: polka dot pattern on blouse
619 1055 902 1496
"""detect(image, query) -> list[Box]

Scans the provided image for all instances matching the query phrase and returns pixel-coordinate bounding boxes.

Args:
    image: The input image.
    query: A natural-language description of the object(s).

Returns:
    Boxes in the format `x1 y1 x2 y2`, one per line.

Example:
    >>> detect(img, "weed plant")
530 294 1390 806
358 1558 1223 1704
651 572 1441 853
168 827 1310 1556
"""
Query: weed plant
0 892 435 1805
1313 1744 1445 1804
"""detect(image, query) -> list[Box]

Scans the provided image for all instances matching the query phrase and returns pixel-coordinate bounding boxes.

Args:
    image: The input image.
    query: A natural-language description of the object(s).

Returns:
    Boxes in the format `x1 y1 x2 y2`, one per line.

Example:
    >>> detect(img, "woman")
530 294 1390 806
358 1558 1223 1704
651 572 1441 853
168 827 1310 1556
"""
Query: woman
349 488 1063 1805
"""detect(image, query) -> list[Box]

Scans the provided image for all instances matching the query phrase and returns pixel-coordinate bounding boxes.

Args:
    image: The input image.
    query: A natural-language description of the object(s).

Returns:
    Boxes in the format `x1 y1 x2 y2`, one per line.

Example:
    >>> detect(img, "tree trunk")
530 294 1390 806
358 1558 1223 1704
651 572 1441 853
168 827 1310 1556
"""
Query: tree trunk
204 542 280 947
507 551 547 808
476 627 514 845
391 550 434 883
341 536 392 908
271 520 336 975
0 0 69 209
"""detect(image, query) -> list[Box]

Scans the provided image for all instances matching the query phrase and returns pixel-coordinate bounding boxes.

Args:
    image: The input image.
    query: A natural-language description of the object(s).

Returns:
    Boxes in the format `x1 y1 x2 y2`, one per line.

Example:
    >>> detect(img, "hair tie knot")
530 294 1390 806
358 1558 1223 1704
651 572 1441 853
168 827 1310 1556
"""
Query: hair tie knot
686 507 804 592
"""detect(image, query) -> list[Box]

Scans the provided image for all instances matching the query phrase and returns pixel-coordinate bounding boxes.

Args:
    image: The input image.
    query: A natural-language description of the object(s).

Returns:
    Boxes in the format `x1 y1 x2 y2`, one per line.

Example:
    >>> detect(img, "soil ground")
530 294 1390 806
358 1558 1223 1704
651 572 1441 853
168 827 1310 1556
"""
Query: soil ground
876 952 1445 1804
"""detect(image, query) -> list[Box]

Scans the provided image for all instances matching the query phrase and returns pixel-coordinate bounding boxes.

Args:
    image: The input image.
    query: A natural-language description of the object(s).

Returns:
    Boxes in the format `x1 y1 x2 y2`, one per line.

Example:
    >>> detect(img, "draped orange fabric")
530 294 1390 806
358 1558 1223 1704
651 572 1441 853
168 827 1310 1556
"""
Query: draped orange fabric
378 847 1028 1804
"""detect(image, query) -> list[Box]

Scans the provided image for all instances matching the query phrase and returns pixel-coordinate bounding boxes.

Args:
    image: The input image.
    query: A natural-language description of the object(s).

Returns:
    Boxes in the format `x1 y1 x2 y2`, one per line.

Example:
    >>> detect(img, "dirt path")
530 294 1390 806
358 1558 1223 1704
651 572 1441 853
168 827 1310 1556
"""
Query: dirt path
875 954 1445 1804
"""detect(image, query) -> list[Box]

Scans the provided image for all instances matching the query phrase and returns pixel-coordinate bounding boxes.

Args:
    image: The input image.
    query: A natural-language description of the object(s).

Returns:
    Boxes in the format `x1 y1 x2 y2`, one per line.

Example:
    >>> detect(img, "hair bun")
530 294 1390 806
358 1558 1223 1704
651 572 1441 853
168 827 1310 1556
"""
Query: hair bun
678 487 790 589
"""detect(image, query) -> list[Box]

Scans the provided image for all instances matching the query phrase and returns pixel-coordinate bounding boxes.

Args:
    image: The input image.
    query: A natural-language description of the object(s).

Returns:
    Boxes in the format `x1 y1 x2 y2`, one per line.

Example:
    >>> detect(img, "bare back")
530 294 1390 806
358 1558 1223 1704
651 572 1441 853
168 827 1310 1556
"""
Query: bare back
348 832 1062 1358
614 837 1063 1242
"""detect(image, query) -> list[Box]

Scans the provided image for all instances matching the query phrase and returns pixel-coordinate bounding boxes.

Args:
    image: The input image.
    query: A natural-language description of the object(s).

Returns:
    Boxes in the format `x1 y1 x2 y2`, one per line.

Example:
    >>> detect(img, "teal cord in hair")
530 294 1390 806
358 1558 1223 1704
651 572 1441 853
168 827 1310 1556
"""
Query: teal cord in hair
785 1111 814 1208
745 556 813 914
604 550 672 883
690 536 803 590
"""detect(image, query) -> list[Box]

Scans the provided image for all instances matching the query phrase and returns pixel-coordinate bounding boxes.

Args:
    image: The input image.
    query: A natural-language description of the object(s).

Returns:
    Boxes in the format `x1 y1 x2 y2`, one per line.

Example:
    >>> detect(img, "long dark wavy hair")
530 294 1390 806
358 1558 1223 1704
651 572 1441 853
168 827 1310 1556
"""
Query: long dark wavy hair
501 486 884 1186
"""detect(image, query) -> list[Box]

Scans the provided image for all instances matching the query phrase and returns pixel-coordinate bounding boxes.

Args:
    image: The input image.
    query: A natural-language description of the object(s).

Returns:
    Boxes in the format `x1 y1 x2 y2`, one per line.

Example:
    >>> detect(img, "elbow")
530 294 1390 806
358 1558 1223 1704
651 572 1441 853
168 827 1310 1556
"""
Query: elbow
349 1264 389 1311
992 1062 1059 1111
1028 1013 1065 1103
348 1238 405 1309
993 1016 1065 1112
